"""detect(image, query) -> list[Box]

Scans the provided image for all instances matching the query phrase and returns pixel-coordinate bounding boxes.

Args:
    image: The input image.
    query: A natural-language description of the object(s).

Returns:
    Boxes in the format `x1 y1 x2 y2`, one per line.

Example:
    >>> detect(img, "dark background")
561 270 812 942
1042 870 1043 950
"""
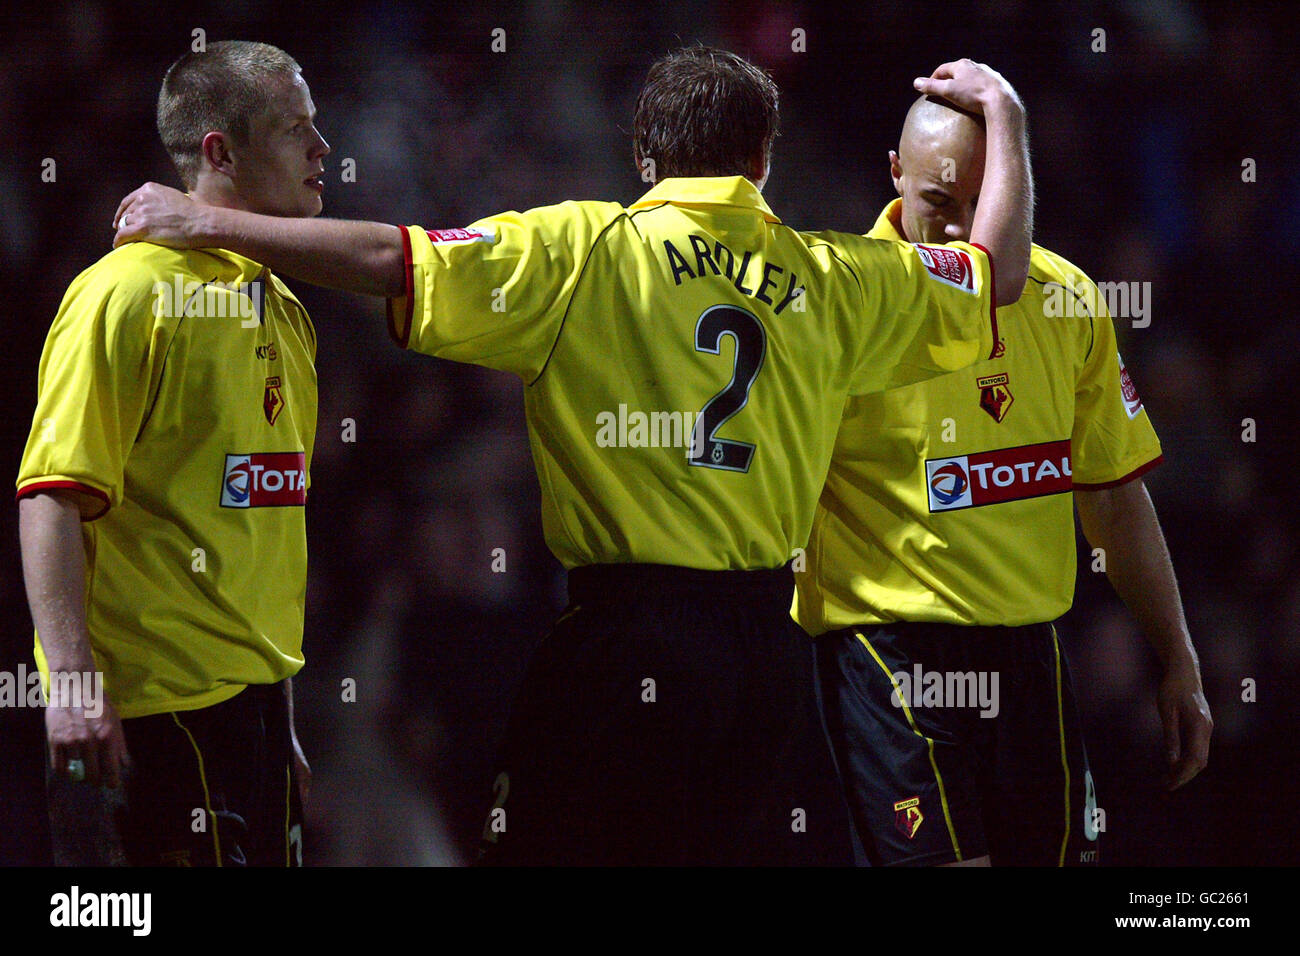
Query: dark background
1 0 1296 865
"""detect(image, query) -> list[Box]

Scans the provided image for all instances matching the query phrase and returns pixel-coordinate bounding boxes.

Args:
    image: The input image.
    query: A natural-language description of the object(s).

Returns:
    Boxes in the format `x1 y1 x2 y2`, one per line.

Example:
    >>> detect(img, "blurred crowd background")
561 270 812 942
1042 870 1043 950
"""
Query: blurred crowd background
2 0 1296 865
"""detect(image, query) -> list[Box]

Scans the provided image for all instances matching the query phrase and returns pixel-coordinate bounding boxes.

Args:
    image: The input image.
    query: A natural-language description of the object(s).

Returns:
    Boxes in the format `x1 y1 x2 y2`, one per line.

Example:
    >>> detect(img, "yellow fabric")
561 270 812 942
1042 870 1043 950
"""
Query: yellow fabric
18 241 316 717
794 200 1162 632
388 178 995 570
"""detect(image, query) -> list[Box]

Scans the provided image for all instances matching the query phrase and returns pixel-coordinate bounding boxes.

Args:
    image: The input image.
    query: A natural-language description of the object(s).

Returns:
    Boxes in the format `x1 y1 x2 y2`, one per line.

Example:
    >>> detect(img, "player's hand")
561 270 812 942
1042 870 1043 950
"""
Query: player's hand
46 693 130 790
291 733 311 809
913 59 1023 118
1157 655 1212 790
113 182 206 249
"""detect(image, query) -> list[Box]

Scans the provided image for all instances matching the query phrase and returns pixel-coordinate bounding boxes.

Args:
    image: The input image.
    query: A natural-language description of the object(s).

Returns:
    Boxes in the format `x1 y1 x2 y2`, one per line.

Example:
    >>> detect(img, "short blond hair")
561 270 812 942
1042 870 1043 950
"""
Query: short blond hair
157 40 301 189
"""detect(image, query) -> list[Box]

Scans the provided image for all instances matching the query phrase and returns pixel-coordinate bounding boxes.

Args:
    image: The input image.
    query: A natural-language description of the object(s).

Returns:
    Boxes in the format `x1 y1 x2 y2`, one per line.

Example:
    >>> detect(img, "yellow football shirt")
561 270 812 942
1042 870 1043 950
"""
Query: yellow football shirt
17 241 317 718
387 177 995 570
793 199 1162 633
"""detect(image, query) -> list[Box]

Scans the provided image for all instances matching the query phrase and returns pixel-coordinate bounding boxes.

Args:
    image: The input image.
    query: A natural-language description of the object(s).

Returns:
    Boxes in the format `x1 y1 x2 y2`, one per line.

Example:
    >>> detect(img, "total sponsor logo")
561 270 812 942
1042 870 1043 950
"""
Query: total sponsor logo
913 243 978 294
925 439 1071 512
220 452 307 508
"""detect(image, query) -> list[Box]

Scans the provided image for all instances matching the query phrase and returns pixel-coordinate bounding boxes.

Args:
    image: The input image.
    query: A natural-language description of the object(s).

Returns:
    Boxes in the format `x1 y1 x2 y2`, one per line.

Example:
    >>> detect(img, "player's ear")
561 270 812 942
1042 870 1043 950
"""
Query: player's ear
889 149 904 195
201 131 236 180
633 152 655 184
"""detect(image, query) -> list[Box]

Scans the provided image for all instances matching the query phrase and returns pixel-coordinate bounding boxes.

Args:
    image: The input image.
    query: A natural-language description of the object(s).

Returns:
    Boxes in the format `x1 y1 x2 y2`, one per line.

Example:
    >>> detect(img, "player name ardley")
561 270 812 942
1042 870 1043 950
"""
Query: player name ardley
891 664 1000 718
596 404 702 450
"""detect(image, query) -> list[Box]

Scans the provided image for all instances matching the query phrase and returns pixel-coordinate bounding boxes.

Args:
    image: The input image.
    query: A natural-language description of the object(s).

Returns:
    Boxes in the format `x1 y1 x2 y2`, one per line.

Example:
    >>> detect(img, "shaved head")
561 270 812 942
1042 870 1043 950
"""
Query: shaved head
890 95 987 244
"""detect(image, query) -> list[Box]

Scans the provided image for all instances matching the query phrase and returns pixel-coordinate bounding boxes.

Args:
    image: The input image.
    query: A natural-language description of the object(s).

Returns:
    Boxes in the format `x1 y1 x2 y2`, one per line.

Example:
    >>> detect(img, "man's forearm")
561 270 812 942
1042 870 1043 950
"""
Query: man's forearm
1076 480 1195 666
18 493 95 675
969 95 1032 305
192 207 406 298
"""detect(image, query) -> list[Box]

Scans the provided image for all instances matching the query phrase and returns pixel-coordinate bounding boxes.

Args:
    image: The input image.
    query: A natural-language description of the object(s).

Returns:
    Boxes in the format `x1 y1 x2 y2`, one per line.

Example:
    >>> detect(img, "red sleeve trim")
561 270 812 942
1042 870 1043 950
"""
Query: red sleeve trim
969 241 999 359
385 225 414 349
16 480 111 521
1073 454 1163 490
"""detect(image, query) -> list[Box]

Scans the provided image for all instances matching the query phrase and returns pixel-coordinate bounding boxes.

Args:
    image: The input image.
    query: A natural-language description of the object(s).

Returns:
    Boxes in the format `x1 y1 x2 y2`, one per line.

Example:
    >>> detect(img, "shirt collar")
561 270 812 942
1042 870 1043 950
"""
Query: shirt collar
630 176 781 224
867 198 907 241
197 247 272 285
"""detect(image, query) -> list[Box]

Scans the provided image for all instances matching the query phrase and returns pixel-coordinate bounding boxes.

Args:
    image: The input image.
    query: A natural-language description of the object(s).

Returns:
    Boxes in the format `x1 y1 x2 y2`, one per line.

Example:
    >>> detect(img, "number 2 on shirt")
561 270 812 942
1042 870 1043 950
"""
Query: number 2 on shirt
689 305 767 473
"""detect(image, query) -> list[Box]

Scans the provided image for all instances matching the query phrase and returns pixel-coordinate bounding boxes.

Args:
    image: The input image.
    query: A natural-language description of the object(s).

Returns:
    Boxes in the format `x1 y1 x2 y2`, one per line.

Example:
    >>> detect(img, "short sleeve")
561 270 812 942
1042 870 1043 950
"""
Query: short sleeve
1071 286 1163 488
847 238 997 394
16 267 168 519
386 201 621 382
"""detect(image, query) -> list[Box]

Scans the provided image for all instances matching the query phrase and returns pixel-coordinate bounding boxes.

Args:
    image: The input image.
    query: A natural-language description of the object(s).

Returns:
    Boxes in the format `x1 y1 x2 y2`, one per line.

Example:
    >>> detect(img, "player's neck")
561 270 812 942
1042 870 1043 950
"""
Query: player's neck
889 201 912 242
188 178 259 216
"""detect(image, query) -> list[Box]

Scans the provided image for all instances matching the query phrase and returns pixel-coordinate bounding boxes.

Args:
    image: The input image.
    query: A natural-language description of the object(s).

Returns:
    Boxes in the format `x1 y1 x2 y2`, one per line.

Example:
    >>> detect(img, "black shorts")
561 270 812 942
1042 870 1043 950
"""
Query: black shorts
480 562 847 866
814 621 1100 866
47 681 304 867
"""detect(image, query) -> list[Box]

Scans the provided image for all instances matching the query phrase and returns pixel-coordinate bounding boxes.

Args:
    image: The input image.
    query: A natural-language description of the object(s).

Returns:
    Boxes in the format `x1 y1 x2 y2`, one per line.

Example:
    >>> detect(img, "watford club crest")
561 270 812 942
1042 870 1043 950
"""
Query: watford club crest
977 372 1013 423
263 375 285 425
894 796 924 839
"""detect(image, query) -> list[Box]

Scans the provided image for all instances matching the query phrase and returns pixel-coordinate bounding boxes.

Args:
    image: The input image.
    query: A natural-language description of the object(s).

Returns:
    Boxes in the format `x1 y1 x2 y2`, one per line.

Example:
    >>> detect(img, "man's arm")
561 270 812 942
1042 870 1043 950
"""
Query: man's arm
1075 478 1212 790
19 491 130 789
112 186 405 298
915 59 1032 305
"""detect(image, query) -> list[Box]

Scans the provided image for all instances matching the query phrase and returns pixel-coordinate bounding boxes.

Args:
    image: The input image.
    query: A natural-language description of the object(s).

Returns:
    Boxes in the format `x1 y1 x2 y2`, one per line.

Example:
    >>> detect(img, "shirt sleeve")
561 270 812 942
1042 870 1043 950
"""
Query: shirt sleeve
15 265 170 520
1070 280 1163 488
842 237 997 395
386 201 621 383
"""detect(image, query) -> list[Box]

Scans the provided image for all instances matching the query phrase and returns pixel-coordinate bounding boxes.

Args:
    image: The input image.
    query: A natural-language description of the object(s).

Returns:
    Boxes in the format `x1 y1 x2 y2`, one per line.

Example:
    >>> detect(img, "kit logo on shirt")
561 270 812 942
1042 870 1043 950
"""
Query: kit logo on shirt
977 372 1014 422
913 243 978 294
1118 351 1144 419
925 440 1071 512
220 453 307 508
